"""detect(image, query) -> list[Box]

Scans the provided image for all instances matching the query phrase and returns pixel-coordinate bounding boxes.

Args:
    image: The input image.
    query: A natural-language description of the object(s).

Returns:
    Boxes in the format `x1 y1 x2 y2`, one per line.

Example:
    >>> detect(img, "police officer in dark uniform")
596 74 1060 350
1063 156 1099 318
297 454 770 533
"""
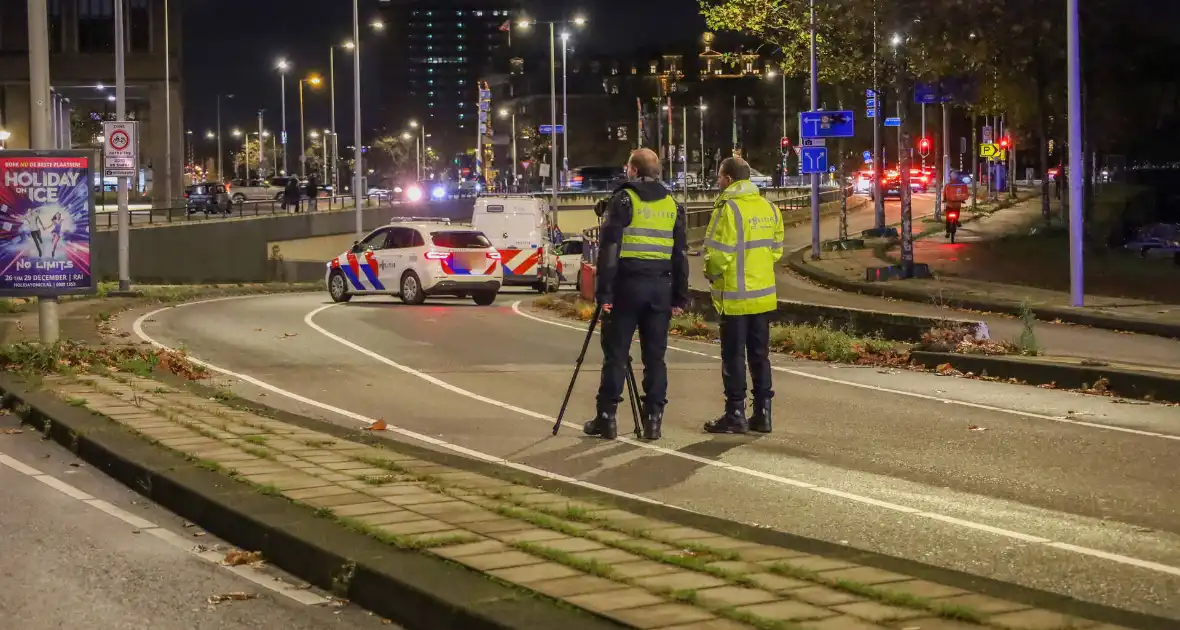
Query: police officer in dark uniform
584 148 689 442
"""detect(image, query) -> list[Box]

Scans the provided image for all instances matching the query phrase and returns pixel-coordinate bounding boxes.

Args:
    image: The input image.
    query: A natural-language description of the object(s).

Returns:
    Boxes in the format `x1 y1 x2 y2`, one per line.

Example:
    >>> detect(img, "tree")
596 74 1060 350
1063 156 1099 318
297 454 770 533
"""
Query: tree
231 138 263 178
370 133 416 179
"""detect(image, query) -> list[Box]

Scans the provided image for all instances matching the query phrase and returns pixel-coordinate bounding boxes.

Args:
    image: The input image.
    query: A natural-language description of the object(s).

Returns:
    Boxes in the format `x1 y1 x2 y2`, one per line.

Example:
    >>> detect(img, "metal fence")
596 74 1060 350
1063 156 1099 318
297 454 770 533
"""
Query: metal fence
682 187 849 232
93 194 391 230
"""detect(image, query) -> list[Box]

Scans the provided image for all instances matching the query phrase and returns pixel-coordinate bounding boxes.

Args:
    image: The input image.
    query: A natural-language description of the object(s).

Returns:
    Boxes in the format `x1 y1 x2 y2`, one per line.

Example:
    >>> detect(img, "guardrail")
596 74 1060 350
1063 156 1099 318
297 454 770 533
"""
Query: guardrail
94 194 392 230
681 187 849 232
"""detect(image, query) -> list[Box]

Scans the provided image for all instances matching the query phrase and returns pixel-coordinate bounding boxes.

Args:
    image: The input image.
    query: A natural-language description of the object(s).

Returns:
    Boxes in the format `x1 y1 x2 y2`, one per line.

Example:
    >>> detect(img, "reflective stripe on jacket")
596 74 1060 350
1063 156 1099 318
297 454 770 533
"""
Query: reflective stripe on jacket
703 180 785 315
620 188 677 260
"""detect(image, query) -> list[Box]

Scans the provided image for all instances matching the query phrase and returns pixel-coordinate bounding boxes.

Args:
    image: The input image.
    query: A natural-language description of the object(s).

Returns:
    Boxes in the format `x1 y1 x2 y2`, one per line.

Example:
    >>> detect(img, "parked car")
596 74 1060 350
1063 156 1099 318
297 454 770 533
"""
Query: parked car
185 182 232 215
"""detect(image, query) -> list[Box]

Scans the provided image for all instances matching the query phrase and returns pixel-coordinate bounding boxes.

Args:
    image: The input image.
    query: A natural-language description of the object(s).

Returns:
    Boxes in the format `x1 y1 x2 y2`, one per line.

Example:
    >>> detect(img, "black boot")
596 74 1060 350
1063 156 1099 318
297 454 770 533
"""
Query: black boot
703 403 748 435
641 407 663 441
749 398 772 434
583 410 618 440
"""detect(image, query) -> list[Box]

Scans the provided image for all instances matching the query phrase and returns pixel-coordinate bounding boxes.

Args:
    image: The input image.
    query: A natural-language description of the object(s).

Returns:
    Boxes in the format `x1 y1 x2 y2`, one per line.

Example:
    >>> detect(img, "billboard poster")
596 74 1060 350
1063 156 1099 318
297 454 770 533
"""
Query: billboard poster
0 151 96 297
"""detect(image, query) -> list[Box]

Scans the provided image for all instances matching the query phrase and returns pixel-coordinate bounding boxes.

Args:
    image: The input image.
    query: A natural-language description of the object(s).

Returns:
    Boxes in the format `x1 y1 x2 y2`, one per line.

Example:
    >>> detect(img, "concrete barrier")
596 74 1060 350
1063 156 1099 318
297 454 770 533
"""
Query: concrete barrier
91 200 476 284
687 288 987 343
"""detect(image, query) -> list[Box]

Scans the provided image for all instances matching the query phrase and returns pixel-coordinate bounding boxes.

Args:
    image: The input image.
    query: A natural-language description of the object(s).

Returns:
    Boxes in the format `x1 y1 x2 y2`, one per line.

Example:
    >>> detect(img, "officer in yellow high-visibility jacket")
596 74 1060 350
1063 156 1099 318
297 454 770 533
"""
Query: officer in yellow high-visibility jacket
584 148 689 442
702 157 784 434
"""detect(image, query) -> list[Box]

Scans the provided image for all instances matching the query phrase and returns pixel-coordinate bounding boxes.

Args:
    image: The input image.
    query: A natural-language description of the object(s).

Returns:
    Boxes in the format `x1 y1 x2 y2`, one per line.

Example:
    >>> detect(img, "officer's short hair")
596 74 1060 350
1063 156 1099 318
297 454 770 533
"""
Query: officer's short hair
628 149 662 179
720 157 751 182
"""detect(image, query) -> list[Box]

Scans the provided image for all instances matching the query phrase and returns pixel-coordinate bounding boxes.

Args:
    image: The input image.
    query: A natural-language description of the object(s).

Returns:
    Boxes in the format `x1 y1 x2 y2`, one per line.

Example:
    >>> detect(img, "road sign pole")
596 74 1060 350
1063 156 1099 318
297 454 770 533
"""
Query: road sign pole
1067 0 1084 306
808 0 820 260
115 0 131 292
871 0 884 229
938 101 949 222
28 0 59 343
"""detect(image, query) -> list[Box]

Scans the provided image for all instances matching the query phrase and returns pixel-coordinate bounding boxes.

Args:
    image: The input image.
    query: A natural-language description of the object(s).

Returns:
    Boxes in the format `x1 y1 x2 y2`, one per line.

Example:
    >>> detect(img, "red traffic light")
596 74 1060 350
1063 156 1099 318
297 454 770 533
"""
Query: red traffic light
918 137 931 157
998 136 1011 149
780 137 791 149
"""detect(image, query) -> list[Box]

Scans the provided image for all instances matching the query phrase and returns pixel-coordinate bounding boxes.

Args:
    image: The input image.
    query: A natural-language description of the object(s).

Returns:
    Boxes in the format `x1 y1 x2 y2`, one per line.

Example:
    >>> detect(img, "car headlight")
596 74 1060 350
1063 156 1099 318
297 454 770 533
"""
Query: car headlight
393 186 403 193
431 186 446 199
406 185 423 202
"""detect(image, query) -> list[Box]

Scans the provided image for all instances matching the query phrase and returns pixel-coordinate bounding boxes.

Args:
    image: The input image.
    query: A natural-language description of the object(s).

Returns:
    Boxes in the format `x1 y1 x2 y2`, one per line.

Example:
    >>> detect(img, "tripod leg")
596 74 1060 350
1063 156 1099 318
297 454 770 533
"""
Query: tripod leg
552 305 602 436
625 356 642 437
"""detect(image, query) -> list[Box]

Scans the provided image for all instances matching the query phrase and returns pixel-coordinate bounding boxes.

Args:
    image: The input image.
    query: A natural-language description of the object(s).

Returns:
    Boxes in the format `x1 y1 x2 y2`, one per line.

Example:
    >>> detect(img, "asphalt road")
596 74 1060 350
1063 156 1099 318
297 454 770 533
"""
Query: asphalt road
727 193 1180 370
121 289 1180 620
0 412 399 630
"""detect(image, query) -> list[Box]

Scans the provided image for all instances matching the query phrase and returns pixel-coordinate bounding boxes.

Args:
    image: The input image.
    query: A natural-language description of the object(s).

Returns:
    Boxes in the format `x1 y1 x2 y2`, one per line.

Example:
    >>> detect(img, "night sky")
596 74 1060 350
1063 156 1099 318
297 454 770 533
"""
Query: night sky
181 0 704 144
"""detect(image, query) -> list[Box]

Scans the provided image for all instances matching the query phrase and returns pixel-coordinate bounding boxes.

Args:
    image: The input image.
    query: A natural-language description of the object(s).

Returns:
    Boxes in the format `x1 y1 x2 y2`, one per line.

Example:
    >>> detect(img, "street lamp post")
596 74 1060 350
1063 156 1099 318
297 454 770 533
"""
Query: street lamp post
561 31 570 187
276 59 289 175
215 93 233 181
767 69 787 186
29 0 59 340
1066 0 1084 306
163 0 173 205
330 45 338 193
517 16 586 218
698 100 707 185
499 109 517 189
808 0 820 260
115 0 131 291
410 120 425 181
351 0 364 239
298 75 321 178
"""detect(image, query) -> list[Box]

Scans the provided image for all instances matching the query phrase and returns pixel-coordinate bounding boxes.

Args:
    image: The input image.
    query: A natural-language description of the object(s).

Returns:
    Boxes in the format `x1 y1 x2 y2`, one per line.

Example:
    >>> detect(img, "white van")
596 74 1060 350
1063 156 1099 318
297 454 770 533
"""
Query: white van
472 195 559 291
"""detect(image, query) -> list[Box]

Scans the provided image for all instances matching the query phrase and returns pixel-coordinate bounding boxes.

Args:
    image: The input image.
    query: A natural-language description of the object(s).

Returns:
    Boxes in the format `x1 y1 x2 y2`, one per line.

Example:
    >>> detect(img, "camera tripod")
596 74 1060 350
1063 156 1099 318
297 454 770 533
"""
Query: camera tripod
552 304 642 437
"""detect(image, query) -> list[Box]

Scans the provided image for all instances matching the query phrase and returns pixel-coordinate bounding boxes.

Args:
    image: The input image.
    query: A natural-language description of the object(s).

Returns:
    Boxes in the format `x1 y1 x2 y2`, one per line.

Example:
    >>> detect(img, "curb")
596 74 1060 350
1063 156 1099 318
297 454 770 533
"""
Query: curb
910 350 1180 404
787 238 1180 341
3 372 1177 630
0 376 628 630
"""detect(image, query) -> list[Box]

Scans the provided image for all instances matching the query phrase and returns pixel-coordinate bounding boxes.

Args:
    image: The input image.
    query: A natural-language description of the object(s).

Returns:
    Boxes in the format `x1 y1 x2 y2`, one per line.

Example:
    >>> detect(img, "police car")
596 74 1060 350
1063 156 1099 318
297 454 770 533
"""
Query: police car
326 218 503 306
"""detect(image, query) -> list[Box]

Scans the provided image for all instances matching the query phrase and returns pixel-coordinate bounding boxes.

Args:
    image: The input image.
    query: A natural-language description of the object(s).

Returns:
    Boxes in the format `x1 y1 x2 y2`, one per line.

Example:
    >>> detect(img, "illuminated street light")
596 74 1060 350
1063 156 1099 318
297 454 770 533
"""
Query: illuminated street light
231 129 242 137
205 131 215 139
370 19 384 30
890 33 902 46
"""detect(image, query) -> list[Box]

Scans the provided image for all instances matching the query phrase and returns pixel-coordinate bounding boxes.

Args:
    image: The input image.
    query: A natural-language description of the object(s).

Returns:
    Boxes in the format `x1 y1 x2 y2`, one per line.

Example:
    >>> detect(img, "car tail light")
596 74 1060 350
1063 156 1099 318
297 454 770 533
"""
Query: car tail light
424 251 450 260
948 211 959 220
486 250 501 260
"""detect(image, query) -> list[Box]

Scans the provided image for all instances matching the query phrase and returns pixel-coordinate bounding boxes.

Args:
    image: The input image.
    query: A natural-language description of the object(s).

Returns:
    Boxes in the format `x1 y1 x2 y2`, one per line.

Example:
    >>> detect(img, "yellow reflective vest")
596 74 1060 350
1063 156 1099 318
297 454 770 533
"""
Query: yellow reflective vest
619 188 677 260
703 180 784 315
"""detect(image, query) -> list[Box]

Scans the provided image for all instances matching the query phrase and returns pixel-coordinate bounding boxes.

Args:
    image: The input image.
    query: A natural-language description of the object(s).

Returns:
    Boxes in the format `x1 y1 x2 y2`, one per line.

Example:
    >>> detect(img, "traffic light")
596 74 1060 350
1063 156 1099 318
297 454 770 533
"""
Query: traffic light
998 136 1011 150
918 137 931 158
780 137 791 154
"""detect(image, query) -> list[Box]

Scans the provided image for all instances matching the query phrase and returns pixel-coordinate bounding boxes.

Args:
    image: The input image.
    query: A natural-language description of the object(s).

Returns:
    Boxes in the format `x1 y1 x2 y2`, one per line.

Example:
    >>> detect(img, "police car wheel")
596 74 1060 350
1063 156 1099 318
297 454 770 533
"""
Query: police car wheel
328 271 351 303
472 291 497 306
232 193 245 205
400 272 426 305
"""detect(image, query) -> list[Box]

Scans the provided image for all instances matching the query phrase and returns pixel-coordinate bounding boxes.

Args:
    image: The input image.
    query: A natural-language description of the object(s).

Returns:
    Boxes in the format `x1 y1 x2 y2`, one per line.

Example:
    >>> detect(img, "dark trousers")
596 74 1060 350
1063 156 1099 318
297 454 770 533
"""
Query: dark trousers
596 275 673 412
28 230 43 257
720 313 773 406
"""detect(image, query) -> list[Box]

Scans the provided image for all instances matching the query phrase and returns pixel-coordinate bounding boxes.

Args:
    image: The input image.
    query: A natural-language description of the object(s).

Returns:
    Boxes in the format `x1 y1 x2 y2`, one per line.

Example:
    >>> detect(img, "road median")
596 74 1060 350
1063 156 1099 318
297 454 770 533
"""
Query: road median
0 358 1164 630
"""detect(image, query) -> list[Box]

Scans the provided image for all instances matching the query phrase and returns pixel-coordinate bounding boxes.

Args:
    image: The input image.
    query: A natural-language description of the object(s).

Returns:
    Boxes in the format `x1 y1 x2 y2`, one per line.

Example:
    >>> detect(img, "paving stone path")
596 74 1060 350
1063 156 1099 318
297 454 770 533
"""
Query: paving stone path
44 373 1128 630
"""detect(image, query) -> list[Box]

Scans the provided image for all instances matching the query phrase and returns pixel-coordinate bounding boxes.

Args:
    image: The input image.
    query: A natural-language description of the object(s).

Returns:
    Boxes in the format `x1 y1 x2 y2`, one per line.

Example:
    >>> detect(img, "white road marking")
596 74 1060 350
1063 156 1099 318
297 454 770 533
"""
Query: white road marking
127 297 1180 579
0 445 330 605
511 301 1180 442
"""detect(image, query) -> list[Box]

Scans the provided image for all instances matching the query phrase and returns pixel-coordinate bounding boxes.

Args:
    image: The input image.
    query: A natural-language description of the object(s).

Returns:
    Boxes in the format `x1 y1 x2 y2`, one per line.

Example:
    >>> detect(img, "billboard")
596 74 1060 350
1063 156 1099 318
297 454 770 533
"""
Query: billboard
0 151 96 297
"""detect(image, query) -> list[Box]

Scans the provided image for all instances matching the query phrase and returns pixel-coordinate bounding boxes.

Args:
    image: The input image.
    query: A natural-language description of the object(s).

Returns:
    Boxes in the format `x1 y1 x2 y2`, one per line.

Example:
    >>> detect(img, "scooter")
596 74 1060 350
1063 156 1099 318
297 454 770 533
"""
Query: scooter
945 209 960 243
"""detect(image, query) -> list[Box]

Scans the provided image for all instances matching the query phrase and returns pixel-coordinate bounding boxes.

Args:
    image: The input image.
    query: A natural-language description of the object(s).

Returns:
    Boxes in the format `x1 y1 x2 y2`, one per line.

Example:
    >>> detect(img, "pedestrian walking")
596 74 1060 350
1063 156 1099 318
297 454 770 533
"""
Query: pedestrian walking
702 157 784 435
305 176 319 212
583 148 689 441
283 177 302 213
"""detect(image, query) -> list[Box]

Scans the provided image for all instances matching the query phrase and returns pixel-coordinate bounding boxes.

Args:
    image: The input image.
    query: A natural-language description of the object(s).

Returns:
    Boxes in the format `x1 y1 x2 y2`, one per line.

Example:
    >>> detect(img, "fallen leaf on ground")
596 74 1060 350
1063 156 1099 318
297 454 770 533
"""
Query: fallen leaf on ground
223 550 263 566
0 429 22 435
365 419 388 431
327 597 349 608
1112 399 1148 405
207 592 258 604
968 425 987 431
280 332 298 338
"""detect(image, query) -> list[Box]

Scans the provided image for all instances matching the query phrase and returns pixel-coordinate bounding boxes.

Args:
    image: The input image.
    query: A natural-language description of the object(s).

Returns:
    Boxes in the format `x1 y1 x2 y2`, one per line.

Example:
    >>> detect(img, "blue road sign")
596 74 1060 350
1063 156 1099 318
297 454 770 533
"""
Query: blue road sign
866 89 877 98
800 146 828 174
884 117 901 128
539 124 565 134
829 166 836 173
866 108 876 119
914 83 939 104
866 97 877 108
799 111 854 138
862 150 873 163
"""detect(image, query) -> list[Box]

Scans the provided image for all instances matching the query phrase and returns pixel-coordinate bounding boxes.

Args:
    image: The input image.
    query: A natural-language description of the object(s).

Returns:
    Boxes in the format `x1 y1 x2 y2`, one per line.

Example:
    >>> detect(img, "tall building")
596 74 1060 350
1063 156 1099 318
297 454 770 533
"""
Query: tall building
378 0 516 163
0 0 183 203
